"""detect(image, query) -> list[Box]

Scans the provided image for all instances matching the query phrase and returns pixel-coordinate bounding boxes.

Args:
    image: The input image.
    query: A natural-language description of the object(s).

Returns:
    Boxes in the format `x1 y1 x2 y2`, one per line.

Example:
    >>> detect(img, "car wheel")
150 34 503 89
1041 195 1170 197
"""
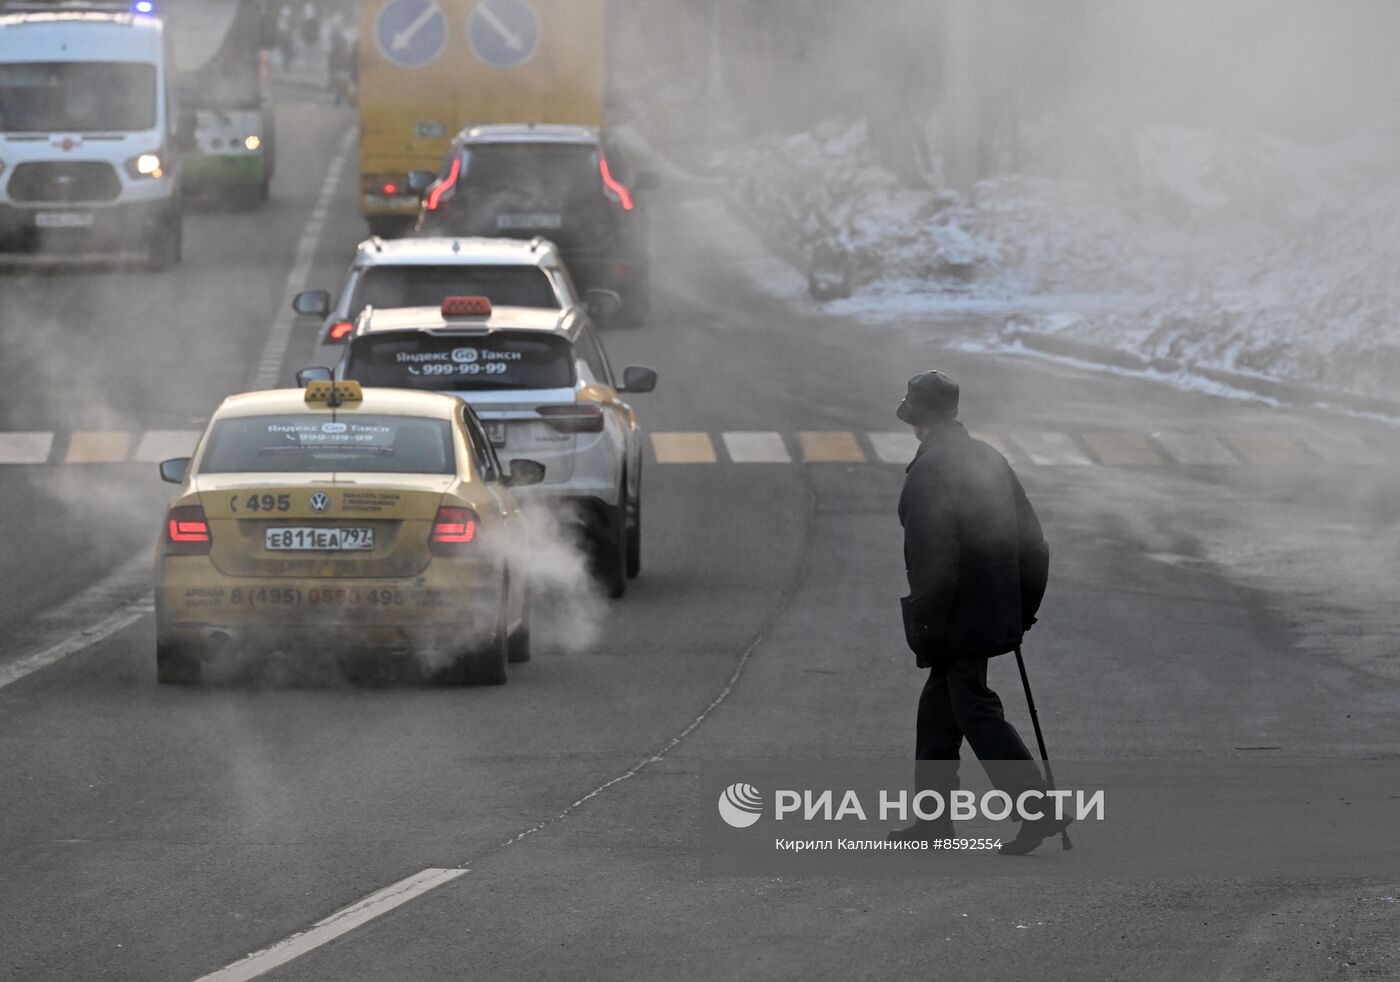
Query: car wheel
507 585 531 664
617 275 650 328
156 640 201 684
590 501 627 599
439 603 508 685
147 215 182 271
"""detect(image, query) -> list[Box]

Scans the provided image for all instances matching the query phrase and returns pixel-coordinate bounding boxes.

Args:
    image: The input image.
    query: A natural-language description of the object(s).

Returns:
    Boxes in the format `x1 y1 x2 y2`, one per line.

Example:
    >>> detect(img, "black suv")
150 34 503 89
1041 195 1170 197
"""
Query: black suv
413 124 657 326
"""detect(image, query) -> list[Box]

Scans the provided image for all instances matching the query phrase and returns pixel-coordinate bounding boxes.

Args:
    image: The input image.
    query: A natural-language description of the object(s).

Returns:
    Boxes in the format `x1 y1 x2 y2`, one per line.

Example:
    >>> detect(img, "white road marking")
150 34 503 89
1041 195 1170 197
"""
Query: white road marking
194 868 468 982
1152 431 1240 465
0 431 53 464
134 430 200 463
248 128 355 390
867 431 918 464
722 431 790 463
1009 431 1094 465
0 553 152 691
970 431 1019 462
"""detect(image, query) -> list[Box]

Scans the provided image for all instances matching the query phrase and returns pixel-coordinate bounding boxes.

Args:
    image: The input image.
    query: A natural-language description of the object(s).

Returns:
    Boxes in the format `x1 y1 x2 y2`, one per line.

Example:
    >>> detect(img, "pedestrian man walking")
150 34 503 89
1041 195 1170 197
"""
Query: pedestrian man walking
887 370 1068 856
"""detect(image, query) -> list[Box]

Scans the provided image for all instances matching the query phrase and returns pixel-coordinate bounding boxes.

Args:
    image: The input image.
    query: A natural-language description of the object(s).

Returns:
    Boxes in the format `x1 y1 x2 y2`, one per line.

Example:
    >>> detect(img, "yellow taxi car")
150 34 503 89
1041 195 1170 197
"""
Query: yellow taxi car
154 380 543 685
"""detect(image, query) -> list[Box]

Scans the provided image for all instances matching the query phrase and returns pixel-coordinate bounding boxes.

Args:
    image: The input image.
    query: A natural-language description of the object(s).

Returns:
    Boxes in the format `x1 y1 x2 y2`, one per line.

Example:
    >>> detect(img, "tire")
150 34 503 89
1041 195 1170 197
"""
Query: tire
156 640 201 684
507 585 531 663
439 604 508 685
590 501 627 599
146 214 182 271
625 486 641 580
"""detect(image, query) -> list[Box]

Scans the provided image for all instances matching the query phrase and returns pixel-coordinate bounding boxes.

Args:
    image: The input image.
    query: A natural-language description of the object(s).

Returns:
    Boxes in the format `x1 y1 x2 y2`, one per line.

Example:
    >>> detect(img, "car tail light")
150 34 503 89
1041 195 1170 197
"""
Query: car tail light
328 320 353 341
165 504 211 555
441 295 491 318
381 182 398 195
599 157 634 211
424 157 460 212
430 506 479 554
538 404 605 433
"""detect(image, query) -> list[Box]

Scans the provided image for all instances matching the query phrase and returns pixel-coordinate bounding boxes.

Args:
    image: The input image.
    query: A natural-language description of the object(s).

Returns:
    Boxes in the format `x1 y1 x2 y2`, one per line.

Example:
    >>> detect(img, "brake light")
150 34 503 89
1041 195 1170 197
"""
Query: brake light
538 404 605 433
381 182 398 195
599 158 634 211
424 157 460 212
328 320 353 341
430 506 479 554
165 504 211 555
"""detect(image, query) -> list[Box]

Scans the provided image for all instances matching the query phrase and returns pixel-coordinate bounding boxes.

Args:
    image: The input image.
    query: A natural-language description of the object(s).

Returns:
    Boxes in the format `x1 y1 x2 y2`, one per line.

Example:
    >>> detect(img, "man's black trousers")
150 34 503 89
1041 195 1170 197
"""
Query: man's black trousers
915 655 1044 799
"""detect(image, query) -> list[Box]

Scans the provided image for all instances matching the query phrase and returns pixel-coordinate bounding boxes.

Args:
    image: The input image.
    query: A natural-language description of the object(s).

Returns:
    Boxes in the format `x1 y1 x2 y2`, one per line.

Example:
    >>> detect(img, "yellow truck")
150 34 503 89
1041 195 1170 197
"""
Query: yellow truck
357 0 605 236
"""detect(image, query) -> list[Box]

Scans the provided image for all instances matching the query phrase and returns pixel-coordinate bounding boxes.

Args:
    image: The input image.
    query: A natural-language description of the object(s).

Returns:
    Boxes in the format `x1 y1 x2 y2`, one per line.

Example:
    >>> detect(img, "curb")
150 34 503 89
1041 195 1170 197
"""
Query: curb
1006 328 1400 420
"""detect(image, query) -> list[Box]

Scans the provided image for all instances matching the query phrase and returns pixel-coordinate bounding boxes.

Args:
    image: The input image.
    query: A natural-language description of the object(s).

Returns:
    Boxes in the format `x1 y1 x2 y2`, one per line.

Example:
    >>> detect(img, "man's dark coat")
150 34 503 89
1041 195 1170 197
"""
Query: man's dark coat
899 420 1049 668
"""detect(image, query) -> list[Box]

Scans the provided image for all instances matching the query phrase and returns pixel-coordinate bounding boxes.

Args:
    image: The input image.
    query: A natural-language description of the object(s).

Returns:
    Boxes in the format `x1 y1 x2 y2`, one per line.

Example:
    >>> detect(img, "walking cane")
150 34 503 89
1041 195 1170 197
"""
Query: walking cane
1014 646 1073 850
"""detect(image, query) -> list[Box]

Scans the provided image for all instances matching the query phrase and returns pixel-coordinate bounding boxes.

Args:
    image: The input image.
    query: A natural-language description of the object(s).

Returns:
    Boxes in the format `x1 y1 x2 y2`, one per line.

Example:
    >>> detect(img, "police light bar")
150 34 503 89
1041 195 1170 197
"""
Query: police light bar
304 380 363 406
441 296 491 318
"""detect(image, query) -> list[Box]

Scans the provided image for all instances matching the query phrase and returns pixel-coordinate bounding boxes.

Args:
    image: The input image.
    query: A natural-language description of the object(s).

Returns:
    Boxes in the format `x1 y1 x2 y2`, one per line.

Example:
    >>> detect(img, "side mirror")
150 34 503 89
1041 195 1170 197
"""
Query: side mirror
292 289 330 318
296 366 333 386
406 170 436 195
618 365 657 394
634 171 660 192
584 288 622 319
504 459 546 488
159 457 190 484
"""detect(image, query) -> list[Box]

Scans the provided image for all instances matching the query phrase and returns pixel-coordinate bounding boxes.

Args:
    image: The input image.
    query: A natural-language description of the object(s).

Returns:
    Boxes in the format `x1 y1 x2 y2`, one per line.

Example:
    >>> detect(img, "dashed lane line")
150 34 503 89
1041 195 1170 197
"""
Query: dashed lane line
798 430 865 463
193 868 469 982
1297 432 1384 466
1225 432 1317 467
0 431 54 464
247 127 354 391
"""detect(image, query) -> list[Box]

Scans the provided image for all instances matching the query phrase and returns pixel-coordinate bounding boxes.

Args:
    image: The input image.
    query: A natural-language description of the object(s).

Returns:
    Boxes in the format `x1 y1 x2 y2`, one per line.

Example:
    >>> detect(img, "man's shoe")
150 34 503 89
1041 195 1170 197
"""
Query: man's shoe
887 819 954 843
999 814 1072 856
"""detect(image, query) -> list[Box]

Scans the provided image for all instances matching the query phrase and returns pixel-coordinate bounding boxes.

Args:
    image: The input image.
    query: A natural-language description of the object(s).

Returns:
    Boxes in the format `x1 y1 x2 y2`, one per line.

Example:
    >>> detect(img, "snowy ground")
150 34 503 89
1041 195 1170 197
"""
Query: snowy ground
710 119 1400 402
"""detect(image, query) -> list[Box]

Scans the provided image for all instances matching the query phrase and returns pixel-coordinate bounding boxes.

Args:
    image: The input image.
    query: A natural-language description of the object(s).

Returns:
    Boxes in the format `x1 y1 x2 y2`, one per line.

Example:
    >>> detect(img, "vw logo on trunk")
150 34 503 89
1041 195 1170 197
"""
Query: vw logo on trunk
309 493 331 513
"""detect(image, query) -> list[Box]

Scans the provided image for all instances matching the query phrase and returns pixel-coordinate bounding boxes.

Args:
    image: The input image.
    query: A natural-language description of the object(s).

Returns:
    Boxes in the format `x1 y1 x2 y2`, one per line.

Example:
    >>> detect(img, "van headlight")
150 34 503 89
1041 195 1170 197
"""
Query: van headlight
125 153 165 179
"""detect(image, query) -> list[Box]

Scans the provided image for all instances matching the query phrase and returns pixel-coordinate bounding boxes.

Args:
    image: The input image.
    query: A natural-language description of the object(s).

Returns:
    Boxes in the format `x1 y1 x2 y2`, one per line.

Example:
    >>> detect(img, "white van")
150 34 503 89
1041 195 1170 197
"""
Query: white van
0 1 183 267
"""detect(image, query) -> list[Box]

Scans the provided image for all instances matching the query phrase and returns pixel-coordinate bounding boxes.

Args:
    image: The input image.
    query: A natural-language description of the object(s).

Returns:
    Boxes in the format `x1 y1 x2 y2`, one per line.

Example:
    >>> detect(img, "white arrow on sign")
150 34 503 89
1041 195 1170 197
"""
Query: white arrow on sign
392 3 441 52
475 0 525 53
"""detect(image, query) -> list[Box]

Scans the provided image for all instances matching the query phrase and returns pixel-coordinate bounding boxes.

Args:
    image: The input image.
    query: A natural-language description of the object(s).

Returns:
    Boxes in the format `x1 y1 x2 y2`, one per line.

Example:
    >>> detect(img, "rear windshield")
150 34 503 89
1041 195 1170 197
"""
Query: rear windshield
348 265 558 314
460 144 600 198
199 414 454 475
0 62 157 132
344 332 575 392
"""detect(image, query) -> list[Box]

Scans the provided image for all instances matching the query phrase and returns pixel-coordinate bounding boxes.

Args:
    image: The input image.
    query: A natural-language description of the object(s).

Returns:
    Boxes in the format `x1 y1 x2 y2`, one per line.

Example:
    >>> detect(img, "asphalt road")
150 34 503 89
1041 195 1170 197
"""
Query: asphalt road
2 92 1398 982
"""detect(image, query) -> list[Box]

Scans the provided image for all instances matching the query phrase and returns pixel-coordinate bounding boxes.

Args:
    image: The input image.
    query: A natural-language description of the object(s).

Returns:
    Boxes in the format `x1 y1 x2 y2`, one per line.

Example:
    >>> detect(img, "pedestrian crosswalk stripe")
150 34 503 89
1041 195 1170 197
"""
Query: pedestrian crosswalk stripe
799 430 865 463
971 431 1020 462
66 431 129 463
1297 432 1384 466
1010 432 1094 465
0 431 53 464
1151 431 1240 465
722 431 791 463
1081 431 1166 466
134 430 200 463
867 431 918 464
651 432 717 464
1223 433 1314 466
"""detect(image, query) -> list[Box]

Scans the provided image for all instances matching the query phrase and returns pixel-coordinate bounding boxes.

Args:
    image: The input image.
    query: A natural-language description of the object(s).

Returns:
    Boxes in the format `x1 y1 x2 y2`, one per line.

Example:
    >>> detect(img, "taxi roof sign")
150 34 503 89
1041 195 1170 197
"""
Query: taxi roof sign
304 379 363 406
442 296 491 318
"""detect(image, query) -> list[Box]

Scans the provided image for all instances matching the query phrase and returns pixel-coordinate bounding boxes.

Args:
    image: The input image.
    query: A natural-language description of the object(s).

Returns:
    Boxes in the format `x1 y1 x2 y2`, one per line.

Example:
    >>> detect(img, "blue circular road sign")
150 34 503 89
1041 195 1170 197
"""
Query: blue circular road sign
467 0 542 70
374 0 448 69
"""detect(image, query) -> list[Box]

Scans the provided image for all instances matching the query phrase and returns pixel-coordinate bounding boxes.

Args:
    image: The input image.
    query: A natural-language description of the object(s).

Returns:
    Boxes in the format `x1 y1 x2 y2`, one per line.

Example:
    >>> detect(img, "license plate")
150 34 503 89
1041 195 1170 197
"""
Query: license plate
496 213 561 229
265 527 374 551
35 211 94 229
484 422 507 447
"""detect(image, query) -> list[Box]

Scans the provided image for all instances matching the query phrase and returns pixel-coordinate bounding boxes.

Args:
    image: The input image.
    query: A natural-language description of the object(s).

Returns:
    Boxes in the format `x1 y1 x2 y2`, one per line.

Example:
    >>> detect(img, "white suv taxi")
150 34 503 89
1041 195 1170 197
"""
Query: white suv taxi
322 296 656 598
292 236 621 370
